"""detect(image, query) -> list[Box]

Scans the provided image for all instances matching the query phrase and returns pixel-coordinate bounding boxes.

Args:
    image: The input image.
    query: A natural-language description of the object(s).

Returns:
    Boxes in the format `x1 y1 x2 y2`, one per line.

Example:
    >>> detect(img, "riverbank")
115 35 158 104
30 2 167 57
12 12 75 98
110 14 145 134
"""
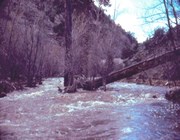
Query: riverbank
0 80 26 98
0 77 43 98
121 78 180 88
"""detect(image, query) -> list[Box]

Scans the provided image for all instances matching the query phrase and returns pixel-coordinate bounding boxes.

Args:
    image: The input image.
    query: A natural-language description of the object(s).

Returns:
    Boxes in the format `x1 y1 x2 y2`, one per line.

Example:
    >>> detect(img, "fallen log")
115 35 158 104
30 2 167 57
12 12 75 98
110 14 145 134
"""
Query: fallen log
82 48 180 90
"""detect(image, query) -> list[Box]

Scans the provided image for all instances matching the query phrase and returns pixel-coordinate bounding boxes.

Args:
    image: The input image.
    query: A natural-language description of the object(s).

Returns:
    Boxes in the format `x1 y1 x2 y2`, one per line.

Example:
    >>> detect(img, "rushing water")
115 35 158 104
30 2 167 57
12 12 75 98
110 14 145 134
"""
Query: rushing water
0 78 180 140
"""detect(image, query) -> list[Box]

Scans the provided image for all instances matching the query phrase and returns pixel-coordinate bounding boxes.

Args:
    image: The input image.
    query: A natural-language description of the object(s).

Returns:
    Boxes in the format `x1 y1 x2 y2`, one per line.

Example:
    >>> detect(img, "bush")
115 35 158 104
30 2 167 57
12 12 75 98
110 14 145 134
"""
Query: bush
0 80 15 94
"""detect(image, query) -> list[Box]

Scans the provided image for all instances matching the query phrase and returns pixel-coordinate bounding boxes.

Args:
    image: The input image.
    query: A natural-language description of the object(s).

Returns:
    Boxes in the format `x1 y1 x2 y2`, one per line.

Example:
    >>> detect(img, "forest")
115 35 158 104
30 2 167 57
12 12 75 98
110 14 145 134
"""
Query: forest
0 0 138 92
0 0 179 94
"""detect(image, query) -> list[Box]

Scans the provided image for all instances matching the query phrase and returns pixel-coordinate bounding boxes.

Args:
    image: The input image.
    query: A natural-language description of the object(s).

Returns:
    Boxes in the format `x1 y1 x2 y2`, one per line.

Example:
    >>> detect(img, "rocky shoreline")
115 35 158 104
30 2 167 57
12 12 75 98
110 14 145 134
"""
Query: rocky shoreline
165 87 180 103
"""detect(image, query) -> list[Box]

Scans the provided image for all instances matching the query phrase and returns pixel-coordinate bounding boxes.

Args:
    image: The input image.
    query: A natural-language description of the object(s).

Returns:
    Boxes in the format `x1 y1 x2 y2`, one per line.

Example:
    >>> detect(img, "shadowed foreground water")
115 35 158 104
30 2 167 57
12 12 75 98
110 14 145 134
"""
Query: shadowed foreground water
0 78 180 140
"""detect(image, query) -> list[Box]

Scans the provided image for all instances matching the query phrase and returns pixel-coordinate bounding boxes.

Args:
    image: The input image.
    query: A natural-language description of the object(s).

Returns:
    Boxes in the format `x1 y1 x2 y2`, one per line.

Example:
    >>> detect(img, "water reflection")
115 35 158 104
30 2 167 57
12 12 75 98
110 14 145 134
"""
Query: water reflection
0 78 180 139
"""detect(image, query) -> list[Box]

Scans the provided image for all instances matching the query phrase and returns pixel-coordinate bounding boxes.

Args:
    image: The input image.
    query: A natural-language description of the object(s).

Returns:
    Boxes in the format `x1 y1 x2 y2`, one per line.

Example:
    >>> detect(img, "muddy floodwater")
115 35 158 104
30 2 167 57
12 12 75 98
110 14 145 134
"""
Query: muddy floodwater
0 78 180 140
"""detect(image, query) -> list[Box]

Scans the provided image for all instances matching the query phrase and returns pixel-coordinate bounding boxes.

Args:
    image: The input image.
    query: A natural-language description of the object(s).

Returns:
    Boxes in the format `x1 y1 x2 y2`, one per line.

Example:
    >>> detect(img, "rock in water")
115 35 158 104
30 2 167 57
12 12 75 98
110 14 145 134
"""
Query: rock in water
58 86 63 93
152 95 157 98
165 87 180 102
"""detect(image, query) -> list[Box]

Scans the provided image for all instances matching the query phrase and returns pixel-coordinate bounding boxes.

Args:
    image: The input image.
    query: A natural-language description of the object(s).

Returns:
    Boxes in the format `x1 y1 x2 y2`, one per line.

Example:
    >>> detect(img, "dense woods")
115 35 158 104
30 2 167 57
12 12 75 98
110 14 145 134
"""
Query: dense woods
0 0 179 94
0 0 137 92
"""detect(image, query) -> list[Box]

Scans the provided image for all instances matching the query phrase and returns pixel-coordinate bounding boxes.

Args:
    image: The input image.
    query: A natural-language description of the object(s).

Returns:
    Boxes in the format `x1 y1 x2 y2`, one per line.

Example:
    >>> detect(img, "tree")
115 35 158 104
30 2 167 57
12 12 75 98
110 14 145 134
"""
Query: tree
163 0 176 50
143 0 180 49
0 0 53 86
64 0 73 88
64 0 111 92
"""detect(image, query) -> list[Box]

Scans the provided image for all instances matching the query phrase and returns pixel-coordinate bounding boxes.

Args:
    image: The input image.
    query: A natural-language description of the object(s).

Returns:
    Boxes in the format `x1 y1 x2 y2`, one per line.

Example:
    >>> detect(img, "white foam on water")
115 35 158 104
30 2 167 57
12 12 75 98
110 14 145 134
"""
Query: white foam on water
112 91 166 107
121 127 133 134
4 78 63 101
108 82 166 93
8 91 44 100
65 101 112 113
54 114 63 117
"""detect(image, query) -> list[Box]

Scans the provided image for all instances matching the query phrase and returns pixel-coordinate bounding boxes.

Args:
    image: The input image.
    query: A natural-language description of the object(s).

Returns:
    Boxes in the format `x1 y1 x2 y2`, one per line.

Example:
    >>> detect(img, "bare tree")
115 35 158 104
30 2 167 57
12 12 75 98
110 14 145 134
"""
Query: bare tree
163 0 177 50
64 0 74 91
143 0 180 49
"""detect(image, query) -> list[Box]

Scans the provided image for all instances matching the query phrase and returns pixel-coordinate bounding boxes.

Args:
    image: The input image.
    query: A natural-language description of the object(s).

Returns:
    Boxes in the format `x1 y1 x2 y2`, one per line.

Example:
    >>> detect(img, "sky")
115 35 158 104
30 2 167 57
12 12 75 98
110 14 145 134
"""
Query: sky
101 0 167 43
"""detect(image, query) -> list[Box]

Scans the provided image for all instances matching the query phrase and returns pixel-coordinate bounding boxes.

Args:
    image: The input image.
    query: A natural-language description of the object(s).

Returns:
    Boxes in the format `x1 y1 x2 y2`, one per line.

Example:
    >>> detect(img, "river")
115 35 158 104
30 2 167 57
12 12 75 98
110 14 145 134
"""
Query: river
0 78 180 140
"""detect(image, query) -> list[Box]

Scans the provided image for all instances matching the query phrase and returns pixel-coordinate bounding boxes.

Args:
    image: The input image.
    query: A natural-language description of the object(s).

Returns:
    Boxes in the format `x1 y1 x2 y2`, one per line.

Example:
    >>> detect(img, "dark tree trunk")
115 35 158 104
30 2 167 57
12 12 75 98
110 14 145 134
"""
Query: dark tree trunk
64 0 74 87
82 48 180 90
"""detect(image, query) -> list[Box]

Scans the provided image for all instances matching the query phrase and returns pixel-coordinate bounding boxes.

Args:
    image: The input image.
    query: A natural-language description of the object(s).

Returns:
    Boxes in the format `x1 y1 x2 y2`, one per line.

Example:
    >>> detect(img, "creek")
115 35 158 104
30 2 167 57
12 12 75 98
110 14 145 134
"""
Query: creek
0 78 180 140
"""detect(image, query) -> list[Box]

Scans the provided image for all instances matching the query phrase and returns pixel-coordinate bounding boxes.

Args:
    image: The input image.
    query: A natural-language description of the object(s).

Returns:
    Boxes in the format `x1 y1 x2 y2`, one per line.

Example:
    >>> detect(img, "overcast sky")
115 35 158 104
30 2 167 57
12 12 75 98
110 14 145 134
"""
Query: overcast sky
102 0 167 43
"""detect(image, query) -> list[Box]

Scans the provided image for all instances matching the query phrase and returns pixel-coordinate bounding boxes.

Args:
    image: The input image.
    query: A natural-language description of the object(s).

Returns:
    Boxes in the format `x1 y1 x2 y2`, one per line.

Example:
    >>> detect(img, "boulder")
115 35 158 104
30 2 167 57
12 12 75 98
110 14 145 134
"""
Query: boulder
165 87 180 102
152 95 157 98
58 86 63 93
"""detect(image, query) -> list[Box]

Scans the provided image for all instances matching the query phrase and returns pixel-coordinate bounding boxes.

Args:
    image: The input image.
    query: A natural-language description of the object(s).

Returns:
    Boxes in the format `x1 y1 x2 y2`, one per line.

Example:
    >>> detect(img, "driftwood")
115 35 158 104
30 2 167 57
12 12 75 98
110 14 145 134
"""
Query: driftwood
82 48 180 90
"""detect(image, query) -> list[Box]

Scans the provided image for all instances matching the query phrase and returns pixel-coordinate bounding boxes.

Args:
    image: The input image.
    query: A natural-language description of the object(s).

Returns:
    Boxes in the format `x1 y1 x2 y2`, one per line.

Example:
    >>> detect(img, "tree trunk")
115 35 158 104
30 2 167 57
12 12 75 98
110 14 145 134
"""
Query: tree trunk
64 0 74 87
82 48 180 90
